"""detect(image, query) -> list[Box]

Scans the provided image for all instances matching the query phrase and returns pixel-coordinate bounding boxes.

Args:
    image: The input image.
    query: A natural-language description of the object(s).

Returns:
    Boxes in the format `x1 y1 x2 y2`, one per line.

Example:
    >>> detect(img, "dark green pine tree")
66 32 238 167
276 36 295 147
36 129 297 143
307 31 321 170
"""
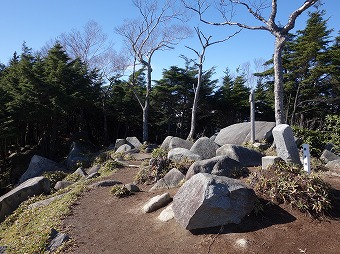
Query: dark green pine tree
285 9 333 127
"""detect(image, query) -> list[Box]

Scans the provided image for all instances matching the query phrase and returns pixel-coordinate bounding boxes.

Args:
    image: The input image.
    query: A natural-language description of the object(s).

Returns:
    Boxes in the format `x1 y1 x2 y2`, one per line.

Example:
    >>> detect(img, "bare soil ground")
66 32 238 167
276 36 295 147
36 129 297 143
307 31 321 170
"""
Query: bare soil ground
61 155 340 254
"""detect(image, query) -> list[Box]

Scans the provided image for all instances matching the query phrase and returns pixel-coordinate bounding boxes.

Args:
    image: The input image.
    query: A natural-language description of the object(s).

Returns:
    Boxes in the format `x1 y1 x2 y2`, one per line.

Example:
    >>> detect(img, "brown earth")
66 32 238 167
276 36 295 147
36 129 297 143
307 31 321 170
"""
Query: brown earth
61 155 340 254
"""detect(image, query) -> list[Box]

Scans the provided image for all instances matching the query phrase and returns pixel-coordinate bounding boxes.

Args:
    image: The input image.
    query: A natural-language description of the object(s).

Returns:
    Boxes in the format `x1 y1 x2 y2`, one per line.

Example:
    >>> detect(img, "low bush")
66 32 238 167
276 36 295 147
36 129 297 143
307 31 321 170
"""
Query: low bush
248 161 332 217
110 185 131 198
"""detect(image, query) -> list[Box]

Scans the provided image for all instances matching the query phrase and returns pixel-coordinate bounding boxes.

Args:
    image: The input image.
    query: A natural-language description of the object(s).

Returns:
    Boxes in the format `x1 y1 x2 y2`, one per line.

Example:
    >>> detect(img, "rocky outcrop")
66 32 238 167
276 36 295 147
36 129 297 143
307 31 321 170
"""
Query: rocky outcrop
190 137 220 160
216 144 263 167
214 121 276 146
272 124 301 165
150 168 185 191
185 156 242 180
173 173 256 230
0 177 51 222
19 155 66 184
167 148 201 162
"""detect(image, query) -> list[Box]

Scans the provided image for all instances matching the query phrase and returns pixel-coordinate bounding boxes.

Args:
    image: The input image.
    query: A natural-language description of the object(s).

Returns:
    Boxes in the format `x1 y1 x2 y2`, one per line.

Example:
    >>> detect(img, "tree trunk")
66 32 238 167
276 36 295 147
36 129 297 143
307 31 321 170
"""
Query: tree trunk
273 35 287 125
142 64 152 142
102 99 108 145
187 62 203 141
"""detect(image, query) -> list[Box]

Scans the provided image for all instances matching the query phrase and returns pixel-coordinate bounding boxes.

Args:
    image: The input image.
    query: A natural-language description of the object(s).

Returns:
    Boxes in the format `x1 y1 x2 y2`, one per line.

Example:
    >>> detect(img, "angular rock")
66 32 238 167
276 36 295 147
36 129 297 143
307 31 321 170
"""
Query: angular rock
74 167 87 178
116 144 133 153
90 180 122 188
167 148 201 162
262 156 282 170
320 150 340 163
46 228 70 252
54 181 73 191
0 177 50 222
190 137 220 160
66 141 93 169
126 136 143 149
87 164 101 175
124 183 140 192
185 156 242 180
19 155 66 183
29 193 66 209
173 173 256 230
86 172 100 180
160 136 173 150
216 144 263 167
150 168 185 191
114 139 126 150
326 159 340 172
142 193 172 213
272 124 301 165
214 121 276 146
158 204 174 222
169 137 193 150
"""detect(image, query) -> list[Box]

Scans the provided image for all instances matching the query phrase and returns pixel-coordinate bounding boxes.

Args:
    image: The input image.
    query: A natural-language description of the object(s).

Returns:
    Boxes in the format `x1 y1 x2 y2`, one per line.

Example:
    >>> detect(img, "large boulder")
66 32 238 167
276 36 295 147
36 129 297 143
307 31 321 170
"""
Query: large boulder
66 141 94 169
126 137 143 149
160 136 173 150
150 168 185 191
167 148 201 162
272 124 301 165
0 176 51 222
173 173 256 230
185 156 242 180
19 155 66 184
169 137 193 150
190 137 220 160
214 121 276 146
114 139 126 150
216 144 263 167
116 144 133 153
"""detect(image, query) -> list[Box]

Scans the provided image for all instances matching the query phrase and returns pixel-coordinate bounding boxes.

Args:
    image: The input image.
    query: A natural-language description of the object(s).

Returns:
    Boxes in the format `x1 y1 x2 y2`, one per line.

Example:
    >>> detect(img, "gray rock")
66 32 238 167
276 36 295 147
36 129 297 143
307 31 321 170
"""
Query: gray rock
86 172 100 180
116 144 133 153
124 183 140 192
167 148 201 162
87 164 101 175
150 168 185 191
29 193 66 209
74 167 87 178
262 156 282 170
185 156 242 180
326 159 340 172
216 144 263 167
66 141 93 169
158 204 174 222
169 137 193 150
214 121 276 146
114 139 126 150
126 136 143 149
173 173 256 230
160 136 173 150
90 180 122 188
0 177 50 222
46 228 70 252
19 155 66 183
320 150 340 163
54 181 73 191
142 193 172 213
190 137 220 160
272 124 301 165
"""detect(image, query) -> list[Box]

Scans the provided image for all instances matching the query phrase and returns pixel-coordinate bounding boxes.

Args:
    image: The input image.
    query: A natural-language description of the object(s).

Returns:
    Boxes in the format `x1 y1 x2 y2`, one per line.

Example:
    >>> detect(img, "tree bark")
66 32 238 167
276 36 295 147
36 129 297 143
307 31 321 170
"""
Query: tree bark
273 35 286 125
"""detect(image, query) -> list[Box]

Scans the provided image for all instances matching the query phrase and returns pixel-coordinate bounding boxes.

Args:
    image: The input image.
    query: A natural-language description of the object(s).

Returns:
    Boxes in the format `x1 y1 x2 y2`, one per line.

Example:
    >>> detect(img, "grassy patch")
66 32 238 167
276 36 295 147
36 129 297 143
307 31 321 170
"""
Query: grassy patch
0 182 88 253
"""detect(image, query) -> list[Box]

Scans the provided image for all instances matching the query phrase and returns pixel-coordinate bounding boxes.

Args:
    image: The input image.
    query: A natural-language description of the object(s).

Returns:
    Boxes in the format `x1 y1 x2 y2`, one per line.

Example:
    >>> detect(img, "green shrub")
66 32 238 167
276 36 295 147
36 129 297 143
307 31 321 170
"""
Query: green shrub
42 171 68 187
110 185 131 198
248 161 332 217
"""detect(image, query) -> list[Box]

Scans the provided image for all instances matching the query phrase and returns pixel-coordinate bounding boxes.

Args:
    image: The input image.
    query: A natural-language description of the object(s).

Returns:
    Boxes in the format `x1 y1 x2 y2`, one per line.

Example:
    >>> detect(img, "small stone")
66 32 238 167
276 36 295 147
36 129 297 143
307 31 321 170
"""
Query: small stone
142 193 172 213
158 204 174 222
124 183 140 192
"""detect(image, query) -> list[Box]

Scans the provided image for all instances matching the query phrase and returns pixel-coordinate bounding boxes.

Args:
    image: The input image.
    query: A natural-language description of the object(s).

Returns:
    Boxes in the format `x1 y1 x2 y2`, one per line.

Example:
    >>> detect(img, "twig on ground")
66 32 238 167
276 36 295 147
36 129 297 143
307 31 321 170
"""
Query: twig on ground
207 225 224 253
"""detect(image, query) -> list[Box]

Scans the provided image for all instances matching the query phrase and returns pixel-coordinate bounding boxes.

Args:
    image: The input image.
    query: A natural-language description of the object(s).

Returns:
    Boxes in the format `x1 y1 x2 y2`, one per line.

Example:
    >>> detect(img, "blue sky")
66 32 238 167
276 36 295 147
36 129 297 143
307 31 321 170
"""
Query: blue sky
1 0 339 84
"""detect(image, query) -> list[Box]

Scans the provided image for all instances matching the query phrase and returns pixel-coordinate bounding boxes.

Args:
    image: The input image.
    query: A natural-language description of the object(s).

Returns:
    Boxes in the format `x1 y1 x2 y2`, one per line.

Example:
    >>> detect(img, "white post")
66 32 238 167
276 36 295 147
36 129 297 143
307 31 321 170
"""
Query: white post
249 90 255 143
302 144 311 174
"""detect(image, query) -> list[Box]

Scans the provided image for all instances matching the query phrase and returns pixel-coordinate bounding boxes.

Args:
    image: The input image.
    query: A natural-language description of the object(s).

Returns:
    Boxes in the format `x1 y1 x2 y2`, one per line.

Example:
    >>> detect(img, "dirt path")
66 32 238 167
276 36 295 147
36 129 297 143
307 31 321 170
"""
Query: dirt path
61 160 340 254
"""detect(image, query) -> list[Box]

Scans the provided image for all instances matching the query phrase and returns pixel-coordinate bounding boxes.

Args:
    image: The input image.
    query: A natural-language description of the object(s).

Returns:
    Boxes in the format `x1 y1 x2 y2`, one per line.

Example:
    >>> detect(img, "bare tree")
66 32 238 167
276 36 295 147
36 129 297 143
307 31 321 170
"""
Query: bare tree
184 0 318 125
186 27 241 140
115 0 192 142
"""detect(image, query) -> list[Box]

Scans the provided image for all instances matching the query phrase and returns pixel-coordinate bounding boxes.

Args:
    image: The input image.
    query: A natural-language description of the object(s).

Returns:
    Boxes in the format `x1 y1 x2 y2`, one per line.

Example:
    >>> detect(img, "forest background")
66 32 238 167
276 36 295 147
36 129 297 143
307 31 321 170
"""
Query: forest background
0 1 339 190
